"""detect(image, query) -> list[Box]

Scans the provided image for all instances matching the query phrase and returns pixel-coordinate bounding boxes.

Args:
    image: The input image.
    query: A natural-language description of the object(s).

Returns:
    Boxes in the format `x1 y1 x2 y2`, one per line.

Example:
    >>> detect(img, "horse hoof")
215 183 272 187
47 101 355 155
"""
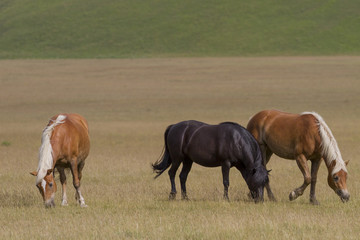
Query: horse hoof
289 191 297 201
80 203 88 208
310 199 320 205
267 193 277 202
61 202 68 207
169 192 177 200
269 196 277 202
181 195 189 201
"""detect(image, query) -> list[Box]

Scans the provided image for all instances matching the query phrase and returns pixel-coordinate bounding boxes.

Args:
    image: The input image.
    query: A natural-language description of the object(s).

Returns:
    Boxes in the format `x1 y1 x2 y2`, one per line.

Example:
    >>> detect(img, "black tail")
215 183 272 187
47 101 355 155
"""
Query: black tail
152 125 172 179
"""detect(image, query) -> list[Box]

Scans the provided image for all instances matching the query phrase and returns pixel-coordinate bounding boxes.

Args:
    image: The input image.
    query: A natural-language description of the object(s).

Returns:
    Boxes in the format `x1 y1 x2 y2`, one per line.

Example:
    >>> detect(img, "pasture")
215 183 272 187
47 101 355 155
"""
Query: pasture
1 0 360 58
0 57 360 239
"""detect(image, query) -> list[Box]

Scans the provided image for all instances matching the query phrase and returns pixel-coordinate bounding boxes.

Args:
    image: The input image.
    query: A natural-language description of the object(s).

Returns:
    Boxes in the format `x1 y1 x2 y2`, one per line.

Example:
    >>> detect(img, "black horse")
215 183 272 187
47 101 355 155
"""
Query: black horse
152 120 269 202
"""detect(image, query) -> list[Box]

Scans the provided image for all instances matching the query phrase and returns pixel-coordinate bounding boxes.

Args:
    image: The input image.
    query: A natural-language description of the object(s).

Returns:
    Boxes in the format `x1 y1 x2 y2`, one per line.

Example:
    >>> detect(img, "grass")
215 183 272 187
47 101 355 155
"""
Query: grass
0 57 360 239
1 141 11 146
1 0 360 58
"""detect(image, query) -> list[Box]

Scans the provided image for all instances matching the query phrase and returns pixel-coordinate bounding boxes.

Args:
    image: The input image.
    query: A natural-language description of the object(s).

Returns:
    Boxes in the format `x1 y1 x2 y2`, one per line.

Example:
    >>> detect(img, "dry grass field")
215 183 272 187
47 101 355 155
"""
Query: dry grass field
0 57 359 239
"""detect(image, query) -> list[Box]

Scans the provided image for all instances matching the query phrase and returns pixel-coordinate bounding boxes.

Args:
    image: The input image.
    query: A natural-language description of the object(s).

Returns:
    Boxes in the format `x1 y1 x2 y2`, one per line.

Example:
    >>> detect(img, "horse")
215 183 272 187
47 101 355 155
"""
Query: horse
152 120 269 203
246 109 349 204
30 113 90 208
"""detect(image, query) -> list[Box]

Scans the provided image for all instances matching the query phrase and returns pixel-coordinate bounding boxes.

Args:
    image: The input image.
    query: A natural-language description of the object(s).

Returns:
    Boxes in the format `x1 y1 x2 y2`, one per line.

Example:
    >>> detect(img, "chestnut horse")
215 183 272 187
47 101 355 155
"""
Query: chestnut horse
31 113 90 208
247 110 349 204
152 120 269 202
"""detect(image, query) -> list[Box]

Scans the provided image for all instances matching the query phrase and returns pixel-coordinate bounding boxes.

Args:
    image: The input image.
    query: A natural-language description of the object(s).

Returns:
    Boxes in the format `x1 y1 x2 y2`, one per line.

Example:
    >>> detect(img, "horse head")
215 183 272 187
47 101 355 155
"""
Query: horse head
248 166 269 203
30 169 57 208
327 160 349 203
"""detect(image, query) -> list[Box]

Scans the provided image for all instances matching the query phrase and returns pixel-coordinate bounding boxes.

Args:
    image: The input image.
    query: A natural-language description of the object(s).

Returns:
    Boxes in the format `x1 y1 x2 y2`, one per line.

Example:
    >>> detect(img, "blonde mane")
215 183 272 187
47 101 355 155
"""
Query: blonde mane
301 112 347 174
36 115 66 184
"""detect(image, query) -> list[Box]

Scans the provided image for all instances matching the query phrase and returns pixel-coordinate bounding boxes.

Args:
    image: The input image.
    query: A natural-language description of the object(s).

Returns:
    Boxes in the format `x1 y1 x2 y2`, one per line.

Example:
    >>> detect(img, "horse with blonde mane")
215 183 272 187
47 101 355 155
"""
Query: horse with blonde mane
247 110 349 204
30 113 90 208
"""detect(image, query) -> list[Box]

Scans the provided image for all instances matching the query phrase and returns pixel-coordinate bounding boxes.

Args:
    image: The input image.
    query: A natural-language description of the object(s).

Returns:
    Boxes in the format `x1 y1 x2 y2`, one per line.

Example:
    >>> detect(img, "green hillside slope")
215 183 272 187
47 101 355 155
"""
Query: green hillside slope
0 0 359 58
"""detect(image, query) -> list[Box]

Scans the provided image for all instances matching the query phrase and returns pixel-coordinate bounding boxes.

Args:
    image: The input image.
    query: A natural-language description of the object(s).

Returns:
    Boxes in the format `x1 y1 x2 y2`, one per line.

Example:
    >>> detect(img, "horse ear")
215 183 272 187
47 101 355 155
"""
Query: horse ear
30 171 38 176
46 169 53 175
345 160 350 166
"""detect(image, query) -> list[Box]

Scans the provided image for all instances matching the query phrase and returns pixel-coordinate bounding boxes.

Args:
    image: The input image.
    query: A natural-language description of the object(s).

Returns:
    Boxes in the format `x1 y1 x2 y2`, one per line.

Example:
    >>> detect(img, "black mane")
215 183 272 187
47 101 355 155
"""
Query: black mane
219 121 240 126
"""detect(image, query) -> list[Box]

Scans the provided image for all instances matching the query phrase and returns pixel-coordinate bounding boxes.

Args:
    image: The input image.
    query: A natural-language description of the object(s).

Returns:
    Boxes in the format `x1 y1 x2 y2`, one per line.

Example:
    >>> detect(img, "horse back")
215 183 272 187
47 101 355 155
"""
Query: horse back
177 121 262 168
50 113 90 164
247 110 321 159
166 120 205 158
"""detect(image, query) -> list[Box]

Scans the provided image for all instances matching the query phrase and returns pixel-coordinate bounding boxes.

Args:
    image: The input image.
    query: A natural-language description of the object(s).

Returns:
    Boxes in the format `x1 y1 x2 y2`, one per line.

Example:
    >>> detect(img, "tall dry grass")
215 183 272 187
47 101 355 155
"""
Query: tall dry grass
0 57 359 239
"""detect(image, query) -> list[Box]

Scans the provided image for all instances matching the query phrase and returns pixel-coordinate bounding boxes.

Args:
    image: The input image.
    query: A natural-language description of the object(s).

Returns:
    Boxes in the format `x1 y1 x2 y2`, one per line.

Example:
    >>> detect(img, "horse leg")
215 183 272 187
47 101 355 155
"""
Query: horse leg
70 158 87 207
168 159 181 200
261 145 276 201
57 167 68 206
76 160 87 207
222 161 231 201
289 154 311 201
179 159 193 200
309 158 322 205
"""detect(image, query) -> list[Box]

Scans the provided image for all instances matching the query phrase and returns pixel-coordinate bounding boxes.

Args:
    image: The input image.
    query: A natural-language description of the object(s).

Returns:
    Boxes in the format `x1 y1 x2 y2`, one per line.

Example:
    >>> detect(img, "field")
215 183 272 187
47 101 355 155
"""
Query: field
1 0 360 58
0 57 360 239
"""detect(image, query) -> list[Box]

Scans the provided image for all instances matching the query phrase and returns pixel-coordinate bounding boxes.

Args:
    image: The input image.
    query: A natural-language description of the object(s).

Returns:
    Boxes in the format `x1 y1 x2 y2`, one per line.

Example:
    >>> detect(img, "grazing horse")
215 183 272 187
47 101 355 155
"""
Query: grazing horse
30 113 90 208
247 110 349 204
152 120 269 202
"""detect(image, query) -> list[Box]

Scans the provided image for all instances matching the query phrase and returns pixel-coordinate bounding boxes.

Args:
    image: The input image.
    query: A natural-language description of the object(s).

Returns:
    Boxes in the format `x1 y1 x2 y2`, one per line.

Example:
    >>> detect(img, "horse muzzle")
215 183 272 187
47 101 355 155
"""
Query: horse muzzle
337 189 350 203
44 198 55 208
252 188 264 203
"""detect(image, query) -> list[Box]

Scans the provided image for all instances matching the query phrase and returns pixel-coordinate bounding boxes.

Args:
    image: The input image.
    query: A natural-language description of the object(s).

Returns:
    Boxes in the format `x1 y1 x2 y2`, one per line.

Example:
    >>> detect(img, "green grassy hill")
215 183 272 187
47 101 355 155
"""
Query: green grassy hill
1 0 359 58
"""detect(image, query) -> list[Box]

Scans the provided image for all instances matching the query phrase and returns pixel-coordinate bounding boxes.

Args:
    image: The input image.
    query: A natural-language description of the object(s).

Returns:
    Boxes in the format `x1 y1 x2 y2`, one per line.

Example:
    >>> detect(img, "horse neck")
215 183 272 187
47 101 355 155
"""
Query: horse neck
252 146 264 169
320 134 344 174
313 113 348 174
322 154 347 175
36 127 54 184
36 115 66 184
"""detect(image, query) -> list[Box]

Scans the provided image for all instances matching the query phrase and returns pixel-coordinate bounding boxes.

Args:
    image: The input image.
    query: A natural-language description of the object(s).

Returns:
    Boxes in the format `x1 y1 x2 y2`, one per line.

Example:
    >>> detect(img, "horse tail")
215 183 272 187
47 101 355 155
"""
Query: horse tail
152 125 173 179
36 115 67 184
